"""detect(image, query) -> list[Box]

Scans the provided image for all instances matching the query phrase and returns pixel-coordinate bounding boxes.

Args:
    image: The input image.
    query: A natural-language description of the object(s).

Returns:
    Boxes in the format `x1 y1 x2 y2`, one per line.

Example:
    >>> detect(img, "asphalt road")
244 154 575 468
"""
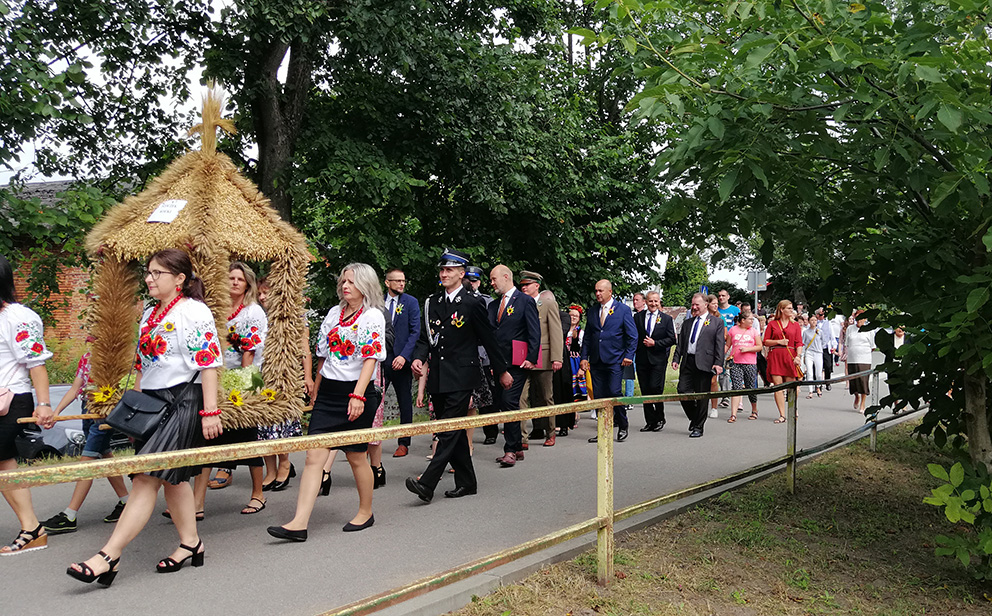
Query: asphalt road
4 367 889 616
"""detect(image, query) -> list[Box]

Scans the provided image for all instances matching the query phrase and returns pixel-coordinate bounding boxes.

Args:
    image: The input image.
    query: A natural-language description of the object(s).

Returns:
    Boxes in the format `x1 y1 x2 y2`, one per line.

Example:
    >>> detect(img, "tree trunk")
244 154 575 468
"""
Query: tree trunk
246 38 314 222
963 371 992 467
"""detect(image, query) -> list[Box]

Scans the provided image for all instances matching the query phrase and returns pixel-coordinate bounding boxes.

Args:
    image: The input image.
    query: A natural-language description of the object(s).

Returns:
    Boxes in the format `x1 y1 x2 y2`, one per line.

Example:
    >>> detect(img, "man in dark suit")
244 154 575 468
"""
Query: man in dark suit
671 292 726 437
635 291 676 432
488 264 541 467
580 279 637 442
406 250 510 503
383 268 421 458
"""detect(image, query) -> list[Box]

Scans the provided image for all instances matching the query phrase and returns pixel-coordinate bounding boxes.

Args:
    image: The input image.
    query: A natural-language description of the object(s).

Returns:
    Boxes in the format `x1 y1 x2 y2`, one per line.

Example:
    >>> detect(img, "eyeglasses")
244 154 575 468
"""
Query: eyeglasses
144 269 169 281
386 278 406 283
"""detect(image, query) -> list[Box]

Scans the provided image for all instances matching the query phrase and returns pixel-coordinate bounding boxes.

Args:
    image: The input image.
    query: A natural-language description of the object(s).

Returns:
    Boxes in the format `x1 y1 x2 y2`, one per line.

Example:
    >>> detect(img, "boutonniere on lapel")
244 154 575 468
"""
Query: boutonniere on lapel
451 312 465 328
394 304 403 314
703 318 711 327
608 308 615 316
506 306 514 316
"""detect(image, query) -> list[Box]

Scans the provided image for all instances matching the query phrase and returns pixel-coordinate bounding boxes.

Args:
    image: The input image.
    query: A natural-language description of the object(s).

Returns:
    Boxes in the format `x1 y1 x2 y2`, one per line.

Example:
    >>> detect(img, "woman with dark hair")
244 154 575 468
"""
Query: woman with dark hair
268 263 386 541
763 299 804 423
192 261 267 516
68 247 223 584
0 254 55 555
843 311 876 414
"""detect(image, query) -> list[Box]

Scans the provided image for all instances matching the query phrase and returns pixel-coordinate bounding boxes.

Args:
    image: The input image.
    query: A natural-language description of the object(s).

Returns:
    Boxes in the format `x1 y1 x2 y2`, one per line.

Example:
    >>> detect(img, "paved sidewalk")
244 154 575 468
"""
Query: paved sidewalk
4 375 889 616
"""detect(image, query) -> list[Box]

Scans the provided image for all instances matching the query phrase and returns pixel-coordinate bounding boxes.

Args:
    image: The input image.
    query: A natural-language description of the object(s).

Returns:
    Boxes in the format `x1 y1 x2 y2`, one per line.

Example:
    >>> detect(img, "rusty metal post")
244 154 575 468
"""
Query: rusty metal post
869 423 878 452
596 398 614 585
871 371 880 409
786 385 797 495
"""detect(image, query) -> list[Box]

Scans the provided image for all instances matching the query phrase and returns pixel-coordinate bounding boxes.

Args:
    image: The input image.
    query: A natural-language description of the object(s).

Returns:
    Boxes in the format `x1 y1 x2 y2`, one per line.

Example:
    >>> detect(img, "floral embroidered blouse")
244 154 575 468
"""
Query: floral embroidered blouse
0 303 54 394
316 305 387 382
136 299 222 390
224 303 267 370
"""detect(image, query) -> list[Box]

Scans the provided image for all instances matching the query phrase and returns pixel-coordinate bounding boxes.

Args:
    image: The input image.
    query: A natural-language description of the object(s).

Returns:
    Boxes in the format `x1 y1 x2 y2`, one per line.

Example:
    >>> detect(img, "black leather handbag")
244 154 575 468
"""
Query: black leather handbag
106 373 198 441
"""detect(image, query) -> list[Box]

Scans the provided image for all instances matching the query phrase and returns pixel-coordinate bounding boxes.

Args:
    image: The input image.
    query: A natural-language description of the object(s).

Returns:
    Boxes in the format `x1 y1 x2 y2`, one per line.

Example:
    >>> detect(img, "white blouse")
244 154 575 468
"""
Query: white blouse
137 299 223 390
224 303 267 370
0 303 54 394
845 324 876 365
316 305 386 382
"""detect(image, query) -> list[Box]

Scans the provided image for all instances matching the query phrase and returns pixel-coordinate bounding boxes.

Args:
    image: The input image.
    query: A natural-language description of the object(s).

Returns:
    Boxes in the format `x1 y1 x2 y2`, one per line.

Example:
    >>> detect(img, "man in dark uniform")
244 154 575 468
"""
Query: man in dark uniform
407 250 510 503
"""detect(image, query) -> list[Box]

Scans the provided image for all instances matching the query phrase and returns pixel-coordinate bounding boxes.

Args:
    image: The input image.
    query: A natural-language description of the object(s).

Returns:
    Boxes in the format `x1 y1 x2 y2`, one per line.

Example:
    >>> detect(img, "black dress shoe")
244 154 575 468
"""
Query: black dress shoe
405 477 433 503
483 436 497 445
261 481 275 492
652 422 665 432
558 427 568 436
270 477 291 492
689 428 704 438
639 424 655 432
588 435 598 443
343 515 374 532
444 486 478 498
617 429 628 442
267 525 308 542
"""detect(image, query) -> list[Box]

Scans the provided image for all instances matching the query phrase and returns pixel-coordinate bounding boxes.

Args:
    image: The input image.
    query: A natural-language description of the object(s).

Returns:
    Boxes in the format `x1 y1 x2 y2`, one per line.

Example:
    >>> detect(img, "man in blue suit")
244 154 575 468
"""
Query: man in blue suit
488 264 541 467
383 268 421 457
580 279 637 442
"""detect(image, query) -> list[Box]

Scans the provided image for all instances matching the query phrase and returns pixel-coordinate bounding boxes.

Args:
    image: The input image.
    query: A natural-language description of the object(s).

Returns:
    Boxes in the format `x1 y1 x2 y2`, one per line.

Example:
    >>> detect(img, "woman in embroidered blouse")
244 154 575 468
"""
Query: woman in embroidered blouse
68 248 223 584
268 263 386 541
193 262 267 516
0 254 55 556
763 300 804 424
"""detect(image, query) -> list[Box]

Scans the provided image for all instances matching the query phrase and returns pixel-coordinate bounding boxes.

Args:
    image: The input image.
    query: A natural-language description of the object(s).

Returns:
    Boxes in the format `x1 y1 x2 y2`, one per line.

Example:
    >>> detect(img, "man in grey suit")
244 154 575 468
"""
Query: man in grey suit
671 292 725 438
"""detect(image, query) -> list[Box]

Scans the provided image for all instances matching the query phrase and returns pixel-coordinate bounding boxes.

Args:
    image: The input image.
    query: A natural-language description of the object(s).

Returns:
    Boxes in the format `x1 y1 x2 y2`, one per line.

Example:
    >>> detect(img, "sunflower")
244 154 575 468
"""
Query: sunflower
228 389 244 406
260 388 277 402
163 321 175 332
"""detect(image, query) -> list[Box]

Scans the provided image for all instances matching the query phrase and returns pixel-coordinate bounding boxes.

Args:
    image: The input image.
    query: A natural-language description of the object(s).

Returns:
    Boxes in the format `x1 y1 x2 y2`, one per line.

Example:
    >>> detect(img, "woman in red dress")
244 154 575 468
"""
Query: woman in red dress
762 300 804 423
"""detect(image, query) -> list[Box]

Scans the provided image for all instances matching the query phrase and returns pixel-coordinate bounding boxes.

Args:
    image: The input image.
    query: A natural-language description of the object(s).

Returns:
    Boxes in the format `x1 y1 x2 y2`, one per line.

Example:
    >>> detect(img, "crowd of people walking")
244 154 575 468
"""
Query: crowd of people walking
0 248 885 583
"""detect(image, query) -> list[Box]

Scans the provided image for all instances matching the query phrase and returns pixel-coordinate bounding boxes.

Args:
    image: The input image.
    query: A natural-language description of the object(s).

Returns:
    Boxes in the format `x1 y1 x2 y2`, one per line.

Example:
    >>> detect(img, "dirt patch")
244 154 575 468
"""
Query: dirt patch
452 423 991 615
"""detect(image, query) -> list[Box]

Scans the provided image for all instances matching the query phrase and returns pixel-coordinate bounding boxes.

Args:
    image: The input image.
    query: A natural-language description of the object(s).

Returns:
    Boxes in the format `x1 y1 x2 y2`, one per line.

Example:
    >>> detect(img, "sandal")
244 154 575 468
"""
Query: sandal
162 510 205 521
0 524 47 556
748 411 758 420
156 540 204 573
805 394 813 399
727 415 737 423
774 417 787 424
208 469 233 489
240 497 266 515
67 550 120 585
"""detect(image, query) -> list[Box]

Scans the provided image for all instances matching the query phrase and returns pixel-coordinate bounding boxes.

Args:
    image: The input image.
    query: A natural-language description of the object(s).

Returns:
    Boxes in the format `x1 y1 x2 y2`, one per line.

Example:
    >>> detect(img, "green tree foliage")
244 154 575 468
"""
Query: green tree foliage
659 251 707 307
583 0 992 465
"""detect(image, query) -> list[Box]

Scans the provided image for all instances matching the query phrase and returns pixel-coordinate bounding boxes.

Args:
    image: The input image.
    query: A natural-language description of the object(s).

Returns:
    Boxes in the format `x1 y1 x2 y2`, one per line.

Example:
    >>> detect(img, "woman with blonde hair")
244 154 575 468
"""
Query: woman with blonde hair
762 300 804 423
268 263 386 541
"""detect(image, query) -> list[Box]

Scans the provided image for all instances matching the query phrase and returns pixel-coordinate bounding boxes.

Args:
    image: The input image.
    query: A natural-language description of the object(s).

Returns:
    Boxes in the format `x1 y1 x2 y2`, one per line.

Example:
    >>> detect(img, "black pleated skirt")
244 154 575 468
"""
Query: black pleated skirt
133 381 205 485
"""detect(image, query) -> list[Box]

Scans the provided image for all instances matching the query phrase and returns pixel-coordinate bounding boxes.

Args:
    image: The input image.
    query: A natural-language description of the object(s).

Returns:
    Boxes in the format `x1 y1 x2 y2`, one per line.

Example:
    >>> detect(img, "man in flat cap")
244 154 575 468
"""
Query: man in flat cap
407 250 510 502
518 271 564 446
488 264 541 467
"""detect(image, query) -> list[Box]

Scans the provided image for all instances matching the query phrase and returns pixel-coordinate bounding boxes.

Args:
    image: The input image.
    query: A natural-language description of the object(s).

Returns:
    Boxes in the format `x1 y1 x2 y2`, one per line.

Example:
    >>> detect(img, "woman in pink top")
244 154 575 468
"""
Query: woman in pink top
725 313 762 422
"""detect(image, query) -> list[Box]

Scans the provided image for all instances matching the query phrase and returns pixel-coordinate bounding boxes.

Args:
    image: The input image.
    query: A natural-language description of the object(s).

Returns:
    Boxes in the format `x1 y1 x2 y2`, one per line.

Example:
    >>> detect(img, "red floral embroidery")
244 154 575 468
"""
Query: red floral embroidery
208 343 220 356
372 340 382 353
361 344 374 357
31 342 44 354
15 330 29 343
342 340 356 356
205 331 214 341
240 336 255 351
152 336 167 356
194 349 215 366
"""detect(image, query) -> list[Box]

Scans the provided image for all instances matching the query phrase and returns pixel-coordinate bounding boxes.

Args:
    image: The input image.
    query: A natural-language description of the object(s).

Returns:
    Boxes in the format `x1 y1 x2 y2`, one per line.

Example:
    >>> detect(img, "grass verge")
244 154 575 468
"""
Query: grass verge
453 421 991 615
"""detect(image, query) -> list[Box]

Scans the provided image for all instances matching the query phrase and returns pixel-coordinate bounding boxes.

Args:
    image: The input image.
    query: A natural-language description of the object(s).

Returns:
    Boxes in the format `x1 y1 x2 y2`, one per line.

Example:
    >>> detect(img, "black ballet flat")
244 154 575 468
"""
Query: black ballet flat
156 540 204 573
267 525 308 542
342 515 374 532
67 551 120 586
261 481 276 492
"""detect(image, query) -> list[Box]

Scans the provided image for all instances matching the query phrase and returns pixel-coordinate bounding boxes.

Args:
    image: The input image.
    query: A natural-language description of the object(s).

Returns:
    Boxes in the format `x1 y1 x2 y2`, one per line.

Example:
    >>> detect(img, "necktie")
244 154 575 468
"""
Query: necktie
690 316 701 343
387 298 395 323
497 295 507 322
646 312 654 335
600 304 607 327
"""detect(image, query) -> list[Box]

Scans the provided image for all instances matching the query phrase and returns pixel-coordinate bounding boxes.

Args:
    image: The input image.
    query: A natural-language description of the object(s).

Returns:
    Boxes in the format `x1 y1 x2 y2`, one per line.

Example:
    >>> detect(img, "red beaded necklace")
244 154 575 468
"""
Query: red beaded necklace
339 304 364 327
228 303 245 322
143 293 184 335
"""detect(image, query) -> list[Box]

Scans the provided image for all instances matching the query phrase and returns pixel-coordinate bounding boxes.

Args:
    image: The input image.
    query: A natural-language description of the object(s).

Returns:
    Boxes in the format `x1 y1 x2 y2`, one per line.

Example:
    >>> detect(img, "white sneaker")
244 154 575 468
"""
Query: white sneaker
590 410 597 419
708 408 719 418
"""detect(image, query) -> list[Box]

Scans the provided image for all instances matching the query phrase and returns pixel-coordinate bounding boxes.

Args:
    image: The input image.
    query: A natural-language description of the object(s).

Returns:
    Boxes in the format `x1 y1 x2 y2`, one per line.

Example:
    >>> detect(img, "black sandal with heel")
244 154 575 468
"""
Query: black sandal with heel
319 470 332 496
372 464 385 489
156 540 204 573
67 551 120 586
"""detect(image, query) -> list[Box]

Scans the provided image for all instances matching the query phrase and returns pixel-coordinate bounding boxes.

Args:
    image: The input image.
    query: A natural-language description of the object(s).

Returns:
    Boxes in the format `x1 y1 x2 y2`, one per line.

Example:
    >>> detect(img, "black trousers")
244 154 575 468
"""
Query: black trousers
418 389 476 491
637 362 668 426
590 362 628 430
384 361 414 447
677 355 712 431
496 366 527 453
479 365 501 439
822 349 834 380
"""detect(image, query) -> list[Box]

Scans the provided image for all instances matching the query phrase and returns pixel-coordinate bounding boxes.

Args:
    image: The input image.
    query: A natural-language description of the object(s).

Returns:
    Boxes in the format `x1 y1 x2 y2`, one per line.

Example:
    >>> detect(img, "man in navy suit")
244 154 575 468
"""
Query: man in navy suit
488 264 541 467
383 268 421 457
581 279 637 442
634 291 676 432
